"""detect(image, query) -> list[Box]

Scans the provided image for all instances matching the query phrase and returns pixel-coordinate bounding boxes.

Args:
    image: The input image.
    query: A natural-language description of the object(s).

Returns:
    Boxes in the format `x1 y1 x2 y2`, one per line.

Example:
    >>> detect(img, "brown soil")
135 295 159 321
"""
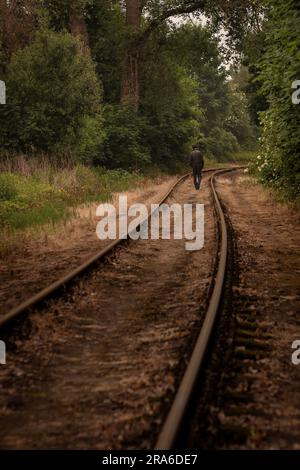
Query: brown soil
202 171 300 450
0 174 216 449
1 170 299 450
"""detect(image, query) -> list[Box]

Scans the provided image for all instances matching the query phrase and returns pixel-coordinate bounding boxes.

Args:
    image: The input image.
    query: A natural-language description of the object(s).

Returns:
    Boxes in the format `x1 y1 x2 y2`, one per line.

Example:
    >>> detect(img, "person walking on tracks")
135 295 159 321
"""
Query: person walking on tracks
190 143 204 190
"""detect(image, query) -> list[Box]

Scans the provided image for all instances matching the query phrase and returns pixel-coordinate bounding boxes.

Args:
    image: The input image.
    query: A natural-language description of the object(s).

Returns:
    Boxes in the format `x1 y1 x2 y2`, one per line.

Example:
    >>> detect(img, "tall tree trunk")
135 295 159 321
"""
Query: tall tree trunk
0 0 34 72
69 4 90 54
121 0 141 110
0 0 7 73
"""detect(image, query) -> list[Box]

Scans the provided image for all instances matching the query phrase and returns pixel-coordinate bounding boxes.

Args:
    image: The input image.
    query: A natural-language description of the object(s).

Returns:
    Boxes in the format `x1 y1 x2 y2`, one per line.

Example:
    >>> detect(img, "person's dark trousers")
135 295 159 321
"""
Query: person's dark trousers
193 169 202 190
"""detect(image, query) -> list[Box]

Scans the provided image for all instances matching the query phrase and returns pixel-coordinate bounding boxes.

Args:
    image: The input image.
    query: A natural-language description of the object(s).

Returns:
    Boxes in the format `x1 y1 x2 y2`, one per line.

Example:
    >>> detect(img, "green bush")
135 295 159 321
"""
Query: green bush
0 173 18 201
102 105 151 170
0 28 103 159
0 172 60 229
205 127 239 160
140 45 201 170
74 116 106 165
224 86 257 150
254 0 300 200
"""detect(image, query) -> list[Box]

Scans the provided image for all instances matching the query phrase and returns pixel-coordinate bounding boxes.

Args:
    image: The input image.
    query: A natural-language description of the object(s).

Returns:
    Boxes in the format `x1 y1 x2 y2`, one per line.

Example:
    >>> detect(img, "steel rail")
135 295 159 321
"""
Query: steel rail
155 168 235 450
0 168 220 330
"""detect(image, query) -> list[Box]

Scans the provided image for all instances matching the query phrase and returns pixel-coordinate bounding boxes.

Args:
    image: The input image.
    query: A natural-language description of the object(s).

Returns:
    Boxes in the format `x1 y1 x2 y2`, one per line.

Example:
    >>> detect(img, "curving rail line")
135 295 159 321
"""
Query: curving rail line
155 168 235 450
0 166 241 450
0 167 223 330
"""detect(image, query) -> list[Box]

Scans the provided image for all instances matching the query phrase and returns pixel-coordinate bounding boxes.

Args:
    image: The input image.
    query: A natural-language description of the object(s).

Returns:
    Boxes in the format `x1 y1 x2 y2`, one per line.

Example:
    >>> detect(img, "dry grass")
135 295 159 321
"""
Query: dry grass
0 153 73 176
0 175 174 259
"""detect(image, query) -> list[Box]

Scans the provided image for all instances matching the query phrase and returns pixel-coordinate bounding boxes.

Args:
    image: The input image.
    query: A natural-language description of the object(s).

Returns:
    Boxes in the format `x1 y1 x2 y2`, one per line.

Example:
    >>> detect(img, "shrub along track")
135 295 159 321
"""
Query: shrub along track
0 169 238 450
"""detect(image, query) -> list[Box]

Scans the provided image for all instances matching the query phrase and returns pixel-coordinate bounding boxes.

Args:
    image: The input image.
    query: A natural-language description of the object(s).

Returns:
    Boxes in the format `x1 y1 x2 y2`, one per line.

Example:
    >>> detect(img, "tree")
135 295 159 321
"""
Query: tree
87 1 126 104
121 0 141 109
0 0 258 169
0 0 35 71
120 0 264 109
39 0 92 52
253 0 300 200
69 1 90 53
224 81 257 149
139 24 201 167
0 28 103 158
166 23 256 157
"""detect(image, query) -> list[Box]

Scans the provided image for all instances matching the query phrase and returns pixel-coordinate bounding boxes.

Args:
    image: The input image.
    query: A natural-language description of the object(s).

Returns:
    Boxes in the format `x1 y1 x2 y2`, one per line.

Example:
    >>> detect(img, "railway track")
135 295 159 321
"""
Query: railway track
0 166 239 450
0 167 223 331
155 167 236 450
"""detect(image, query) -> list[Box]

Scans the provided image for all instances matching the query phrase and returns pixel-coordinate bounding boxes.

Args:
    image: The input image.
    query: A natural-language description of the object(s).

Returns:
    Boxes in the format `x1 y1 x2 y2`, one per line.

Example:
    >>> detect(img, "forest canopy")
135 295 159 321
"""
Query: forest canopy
0 0 299 199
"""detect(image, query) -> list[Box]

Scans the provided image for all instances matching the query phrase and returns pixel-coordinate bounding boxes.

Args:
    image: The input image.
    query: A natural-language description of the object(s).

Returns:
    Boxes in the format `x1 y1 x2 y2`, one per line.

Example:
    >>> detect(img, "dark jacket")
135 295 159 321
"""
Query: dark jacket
190 150 204 172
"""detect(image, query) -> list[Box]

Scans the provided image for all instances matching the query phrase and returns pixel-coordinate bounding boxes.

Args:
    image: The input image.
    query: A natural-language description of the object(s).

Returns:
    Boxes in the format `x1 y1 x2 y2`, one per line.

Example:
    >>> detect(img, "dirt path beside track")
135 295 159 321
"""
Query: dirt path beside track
192 171 300 450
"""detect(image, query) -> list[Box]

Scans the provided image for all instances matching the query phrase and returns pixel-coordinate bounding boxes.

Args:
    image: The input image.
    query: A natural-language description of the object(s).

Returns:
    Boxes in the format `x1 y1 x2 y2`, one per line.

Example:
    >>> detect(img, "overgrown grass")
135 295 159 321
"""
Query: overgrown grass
202 150 257 169
0 148 262 240
204 157 228 169
0 165 142 234
228 150 257 164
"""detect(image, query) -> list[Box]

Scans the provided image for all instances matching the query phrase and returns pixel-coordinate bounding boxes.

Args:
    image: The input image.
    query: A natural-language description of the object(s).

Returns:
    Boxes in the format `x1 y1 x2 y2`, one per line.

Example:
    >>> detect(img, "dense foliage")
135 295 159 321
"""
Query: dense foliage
0 28 103 159
252 0 300 200
0 0 258 172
